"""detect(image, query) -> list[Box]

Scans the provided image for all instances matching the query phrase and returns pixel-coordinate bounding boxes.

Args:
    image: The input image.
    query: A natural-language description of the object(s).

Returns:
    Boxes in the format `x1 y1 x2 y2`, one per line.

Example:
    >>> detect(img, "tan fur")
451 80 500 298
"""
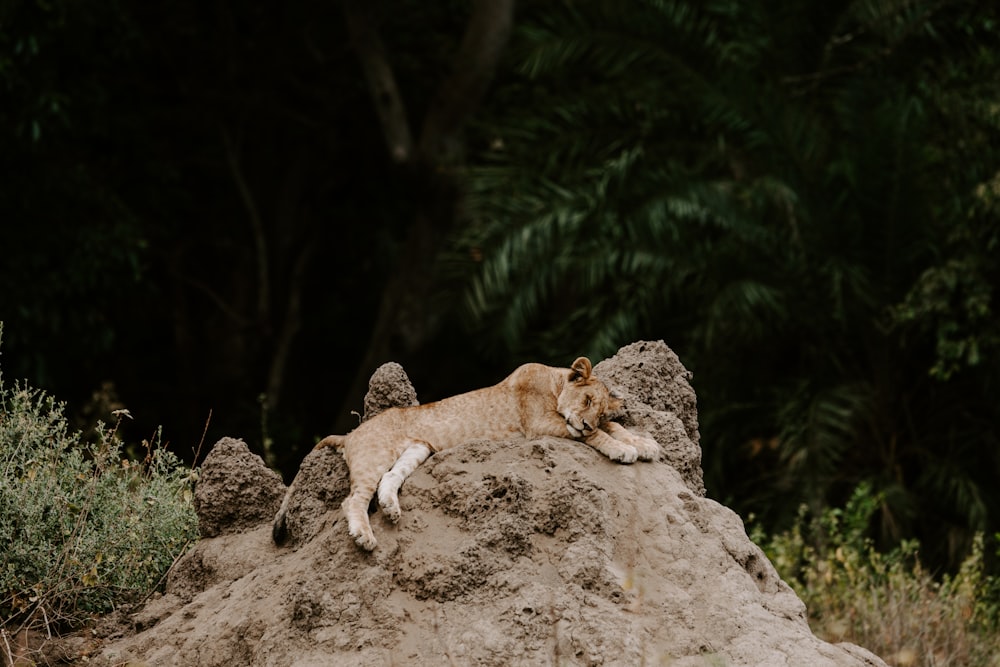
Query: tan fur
273 357 659 551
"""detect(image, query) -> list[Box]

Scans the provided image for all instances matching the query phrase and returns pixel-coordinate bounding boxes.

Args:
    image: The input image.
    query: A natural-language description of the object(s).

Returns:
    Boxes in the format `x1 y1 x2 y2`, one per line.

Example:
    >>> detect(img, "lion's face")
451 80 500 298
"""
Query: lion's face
558 357 622 439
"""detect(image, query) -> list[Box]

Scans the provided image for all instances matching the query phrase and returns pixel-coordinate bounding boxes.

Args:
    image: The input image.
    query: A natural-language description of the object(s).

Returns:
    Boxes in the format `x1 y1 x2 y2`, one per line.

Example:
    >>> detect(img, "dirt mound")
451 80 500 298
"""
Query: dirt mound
94 341 887 666
593 340 704 495
193 437 286 538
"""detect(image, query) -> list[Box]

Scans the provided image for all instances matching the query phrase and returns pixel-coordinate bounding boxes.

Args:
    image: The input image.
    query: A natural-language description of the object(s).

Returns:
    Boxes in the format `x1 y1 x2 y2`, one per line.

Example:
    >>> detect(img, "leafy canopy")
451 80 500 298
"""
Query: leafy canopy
457 0 1000 568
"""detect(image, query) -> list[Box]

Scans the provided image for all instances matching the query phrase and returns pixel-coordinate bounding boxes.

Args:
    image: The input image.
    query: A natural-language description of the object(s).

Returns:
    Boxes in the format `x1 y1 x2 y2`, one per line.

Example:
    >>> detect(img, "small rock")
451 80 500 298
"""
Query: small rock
193 437 285 537
363 361 419 421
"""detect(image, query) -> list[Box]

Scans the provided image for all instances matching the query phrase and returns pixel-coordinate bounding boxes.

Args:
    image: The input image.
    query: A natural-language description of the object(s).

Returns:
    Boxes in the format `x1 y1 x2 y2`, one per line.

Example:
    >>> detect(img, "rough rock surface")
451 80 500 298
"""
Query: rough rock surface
95 341 887 667
193 437 285 538
362 361 419 420
594 340 705 496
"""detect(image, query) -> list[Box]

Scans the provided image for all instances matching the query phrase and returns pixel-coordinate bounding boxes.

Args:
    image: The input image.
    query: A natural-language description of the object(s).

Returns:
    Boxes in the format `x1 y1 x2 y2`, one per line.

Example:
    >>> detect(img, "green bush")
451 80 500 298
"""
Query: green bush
0 367 198 637
753 484 1000 667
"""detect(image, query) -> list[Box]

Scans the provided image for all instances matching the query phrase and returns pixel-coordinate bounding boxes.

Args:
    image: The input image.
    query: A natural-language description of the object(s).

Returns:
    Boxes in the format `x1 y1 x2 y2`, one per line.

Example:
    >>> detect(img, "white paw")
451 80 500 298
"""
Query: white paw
634 435 660 461
380 498 401 523
610 445 638 464
349 525 378 551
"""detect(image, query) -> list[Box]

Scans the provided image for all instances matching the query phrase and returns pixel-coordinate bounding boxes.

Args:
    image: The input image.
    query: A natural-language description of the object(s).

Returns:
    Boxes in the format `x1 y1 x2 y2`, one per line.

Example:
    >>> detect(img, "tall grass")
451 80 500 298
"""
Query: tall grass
0 341 198 658
754 484 1000 667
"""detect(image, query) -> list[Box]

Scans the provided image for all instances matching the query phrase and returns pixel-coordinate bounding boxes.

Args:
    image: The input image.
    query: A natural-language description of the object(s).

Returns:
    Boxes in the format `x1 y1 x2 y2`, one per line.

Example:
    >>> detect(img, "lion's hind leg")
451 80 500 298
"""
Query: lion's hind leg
377 439 432 523
603 421 660 461
342 455 394 551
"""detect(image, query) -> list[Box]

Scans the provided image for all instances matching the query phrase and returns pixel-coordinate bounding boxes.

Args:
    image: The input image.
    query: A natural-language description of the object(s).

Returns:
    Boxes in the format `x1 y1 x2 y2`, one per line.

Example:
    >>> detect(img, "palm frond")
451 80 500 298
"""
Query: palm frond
452 0 1000 568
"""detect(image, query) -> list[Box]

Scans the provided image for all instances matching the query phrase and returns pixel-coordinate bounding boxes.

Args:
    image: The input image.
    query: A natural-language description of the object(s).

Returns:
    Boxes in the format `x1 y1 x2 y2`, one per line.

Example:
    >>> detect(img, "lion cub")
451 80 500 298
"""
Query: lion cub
273 357 659 551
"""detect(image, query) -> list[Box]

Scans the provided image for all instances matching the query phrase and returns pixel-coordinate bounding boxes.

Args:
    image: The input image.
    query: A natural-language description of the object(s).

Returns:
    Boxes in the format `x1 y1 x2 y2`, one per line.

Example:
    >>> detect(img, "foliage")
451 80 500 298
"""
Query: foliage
457 0 1000 568
754 484 1000 667
892 170 1000 380
0 349 198 637
0 0 151 390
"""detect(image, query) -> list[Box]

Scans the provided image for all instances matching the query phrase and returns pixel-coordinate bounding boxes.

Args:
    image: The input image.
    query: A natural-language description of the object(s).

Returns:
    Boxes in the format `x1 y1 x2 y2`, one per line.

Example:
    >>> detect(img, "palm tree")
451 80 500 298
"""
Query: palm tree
454 0 1000 568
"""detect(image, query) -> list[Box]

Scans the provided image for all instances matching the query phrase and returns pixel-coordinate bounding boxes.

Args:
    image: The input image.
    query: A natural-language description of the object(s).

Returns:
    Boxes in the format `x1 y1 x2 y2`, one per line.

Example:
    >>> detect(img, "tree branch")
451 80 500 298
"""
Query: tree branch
342 0 415 163
222 126 271 324
266 240 314 411
419 0 515 166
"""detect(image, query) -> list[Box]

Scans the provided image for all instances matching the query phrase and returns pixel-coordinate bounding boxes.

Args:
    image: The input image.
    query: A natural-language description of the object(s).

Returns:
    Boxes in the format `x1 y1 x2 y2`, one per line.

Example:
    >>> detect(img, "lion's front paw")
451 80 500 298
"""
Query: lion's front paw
610 445 638 464
633 435 660 461
380 498 402 524
603 423 660 462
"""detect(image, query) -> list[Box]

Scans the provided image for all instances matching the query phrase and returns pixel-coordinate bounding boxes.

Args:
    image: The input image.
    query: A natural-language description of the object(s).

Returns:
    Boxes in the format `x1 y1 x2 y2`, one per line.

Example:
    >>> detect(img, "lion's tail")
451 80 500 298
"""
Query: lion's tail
314 434 347 450
272 488 293 545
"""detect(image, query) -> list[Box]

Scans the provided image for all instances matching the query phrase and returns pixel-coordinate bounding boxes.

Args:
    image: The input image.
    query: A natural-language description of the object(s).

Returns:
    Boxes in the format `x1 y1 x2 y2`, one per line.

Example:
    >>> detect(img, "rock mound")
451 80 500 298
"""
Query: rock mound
362 360 419 420
593 340 704 495
95 341 886 667
193 437 285 537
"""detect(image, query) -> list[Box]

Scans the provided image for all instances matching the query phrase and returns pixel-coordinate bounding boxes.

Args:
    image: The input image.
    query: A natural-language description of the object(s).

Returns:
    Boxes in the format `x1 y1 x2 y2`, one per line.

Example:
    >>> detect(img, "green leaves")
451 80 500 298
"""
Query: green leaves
892 169 1000 380
0 366 198 632
458 0 1000 568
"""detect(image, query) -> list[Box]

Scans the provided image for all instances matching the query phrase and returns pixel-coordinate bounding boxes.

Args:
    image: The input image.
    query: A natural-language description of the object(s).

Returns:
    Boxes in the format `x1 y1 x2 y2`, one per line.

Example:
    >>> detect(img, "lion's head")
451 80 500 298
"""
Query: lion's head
558 357 622 439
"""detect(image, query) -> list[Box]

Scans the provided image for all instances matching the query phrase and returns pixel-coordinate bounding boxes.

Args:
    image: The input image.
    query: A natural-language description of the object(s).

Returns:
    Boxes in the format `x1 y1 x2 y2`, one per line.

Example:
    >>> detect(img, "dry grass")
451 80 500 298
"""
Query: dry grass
754 486 1000 667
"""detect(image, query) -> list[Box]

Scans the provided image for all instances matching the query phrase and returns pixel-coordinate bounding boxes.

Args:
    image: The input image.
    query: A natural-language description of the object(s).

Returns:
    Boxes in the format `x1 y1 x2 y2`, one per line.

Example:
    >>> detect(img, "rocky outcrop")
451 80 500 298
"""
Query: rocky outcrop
95 341 887 667
594 340 704 495
192 437 285 538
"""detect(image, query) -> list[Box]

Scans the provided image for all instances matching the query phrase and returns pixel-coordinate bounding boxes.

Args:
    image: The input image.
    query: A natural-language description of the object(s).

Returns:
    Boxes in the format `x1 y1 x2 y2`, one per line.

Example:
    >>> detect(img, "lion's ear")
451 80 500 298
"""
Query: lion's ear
569 357 592 382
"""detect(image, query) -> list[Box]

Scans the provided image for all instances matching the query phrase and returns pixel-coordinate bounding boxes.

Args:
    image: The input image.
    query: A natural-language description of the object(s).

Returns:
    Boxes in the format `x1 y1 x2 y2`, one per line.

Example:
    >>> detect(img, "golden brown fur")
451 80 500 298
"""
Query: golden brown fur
273 357 659 550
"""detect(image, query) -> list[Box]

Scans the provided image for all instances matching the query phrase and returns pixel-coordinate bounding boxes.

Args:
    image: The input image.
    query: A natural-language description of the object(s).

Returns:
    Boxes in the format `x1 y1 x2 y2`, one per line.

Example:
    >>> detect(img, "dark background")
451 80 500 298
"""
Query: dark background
2 0 998 572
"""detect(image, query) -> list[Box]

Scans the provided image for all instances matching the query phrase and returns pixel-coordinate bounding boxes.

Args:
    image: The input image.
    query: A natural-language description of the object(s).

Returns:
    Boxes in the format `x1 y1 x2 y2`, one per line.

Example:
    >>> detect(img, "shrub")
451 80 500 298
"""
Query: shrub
0 366 198 641
754 484 1000 667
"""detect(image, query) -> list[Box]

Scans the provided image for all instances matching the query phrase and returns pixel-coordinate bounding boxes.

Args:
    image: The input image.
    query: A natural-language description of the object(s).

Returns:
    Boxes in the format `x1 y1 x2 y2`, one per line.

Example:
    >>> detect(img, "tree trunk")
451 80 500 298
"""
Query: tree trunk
334 0 515 430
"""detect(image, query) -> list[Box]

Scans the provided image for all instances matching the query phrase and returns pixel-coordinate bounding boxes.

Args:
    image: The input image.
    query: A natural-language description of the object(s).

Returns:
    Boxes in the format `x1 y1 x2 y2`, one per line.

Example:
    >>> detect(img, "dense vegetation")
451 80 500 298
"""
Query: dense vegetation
459 0 1000 572
0 328 198 645
2 0 998 637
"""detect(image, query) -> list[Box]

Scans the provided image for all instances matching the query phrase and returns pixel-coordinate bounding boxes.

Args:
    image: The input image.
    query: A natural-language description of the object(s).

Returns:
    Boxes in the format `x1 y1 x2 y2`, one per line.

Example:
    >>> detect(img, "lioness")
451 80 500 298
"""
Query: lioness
273 357 659 551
